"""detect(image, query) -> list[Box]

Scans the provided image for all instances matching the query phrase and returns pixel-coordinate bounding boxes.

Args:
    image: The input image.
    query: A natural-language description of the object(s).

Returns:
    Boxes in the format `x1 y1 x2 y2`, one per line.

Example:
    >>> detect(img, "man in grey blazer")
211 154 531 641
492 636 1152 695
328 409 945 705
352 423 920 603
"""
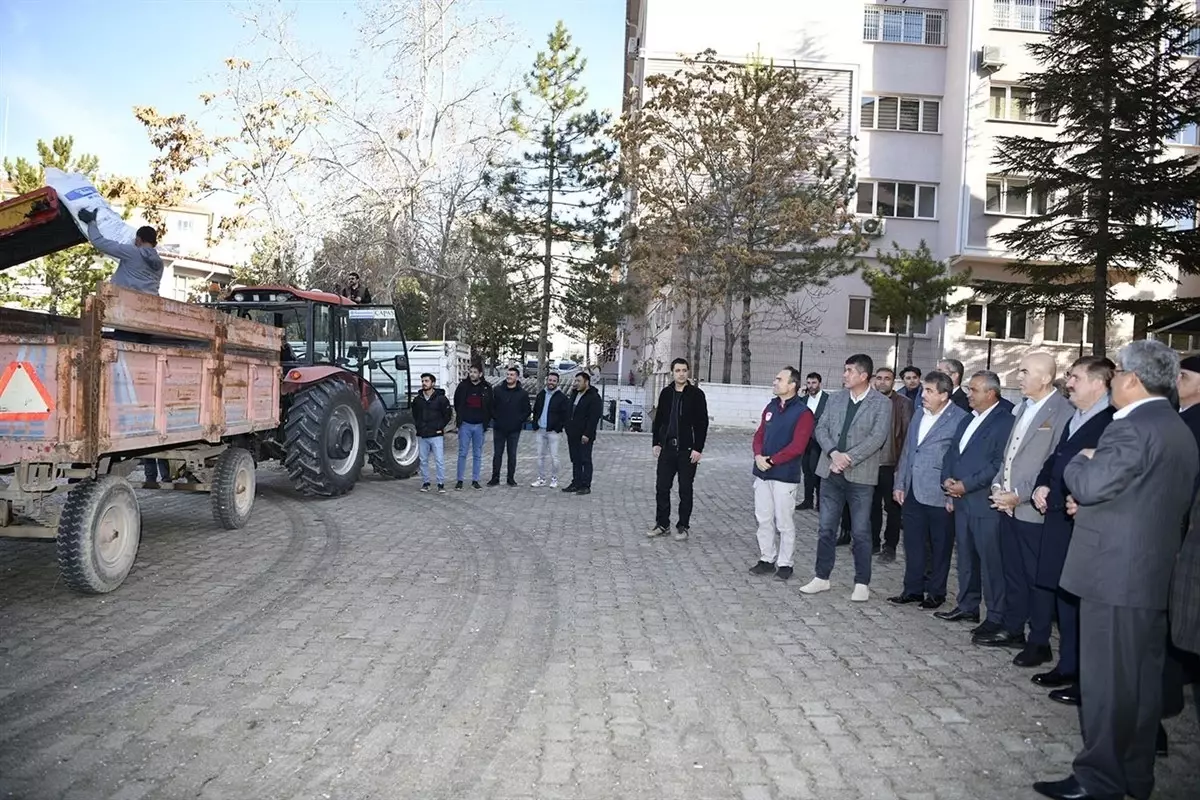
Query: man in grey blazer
799 353 893 602
889 371 967 608
975 352 1073 673
1033 340 1198 800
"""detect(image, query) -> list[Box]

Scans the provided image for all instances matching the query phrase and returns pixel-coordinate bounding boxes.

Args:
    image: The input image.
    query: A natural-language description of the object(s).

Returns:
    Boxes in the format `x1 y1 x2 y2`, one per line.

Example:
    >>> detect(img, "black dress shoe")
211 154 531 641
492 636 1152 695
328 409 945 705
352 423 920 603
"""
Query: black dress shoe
919 595 946 609
1032 775 1097 800
796 501 814 510
1048 684 1080 706
934 608 980 623
1157 723 1168 757
887 592 924 605
575 487 591 495
1013 644 1053 667
561 484 579 493
878 547 896 563
749 560 775 575
1031 669 1076 688
973 630 1026 648
971 620 1001 636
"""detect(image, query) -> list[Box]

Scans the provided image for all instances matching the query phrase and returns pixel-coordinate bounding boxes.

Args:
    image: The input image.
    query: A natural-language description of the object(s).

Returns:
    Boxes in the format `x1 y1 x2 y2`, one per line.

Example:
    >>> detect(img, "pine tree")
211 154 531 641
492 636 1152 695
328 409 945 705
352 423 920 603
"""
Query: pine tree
482 21 616 383
985 0 1200 355
862 240 971 367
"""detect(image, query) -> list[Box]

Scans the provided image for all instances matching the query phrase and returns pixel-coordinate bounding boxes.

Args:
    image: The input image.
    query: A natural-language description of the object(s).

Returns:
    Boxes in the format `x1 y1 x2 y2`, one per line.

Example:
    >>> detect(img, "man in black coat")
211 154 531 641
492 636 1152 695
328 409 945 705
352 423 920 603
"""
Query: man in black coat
413 372 454 492
488 366 532 487
563 371 603 495
1029 356 1116 706
649 358 709 541
938 357 972 412
796 372 829 510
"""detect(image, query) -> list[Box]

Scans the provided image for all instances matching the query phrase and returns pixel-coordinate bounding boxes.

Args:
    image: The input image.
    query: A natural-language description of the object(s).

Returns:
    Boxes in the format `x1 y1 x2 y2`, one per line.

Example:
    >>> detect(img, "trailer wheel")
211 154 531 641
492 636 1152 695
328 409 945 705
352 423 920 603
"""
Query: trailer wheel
211 447 257 529
370 410 420 479
56 476 142 594
283 380 366 497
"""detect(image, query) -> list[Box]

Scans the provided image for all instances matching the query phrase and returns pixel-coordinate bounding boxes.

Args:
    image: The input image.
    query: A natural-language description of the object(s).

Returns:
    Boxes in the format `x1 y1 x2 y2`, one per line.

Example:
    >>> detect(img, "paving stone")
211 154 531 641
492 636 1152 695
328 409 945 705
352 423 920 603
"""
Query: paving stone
0 432 1196 799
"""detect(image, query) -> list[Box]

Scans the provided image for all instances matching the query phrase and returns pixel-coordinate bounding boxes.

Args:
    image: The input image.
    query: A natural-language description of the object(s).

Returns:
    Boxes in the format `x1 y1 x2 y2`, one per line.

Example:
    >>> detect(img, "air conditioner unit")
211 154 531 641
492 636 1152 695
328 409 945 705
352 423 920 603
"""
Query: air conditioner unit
861 217 887 237
980 45 1006 71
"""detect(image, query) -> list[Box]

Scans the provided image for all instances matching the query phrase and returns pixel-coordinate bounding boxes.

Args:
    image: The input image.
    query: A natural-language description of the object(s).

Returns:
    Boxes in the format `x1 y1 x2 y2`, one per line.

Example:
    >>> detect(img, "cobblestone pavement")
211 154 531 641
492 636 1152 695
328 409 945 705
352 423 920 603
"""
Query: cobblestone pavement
1 431 1197 800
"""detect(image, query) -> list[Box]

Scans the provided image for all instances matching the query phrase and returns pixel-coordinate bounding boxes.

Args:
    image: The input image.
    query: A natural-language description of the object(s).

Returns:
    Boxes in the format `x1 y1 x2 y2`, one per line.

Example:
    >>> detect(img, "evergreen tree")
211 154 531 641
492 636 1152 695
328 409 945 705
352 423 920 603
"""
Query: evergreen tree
482 21 617 383
986 0 1200 355
862 240 971 367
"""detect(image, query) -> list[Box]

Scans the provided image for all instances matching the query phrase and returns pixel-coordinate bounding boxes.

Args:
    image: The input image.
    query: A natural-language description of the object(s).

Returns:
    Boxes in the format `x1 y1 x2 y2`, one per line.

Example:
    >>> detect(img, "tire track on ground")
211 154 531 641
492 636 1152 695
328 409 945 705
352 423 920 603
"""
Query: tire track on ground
0 482 339 754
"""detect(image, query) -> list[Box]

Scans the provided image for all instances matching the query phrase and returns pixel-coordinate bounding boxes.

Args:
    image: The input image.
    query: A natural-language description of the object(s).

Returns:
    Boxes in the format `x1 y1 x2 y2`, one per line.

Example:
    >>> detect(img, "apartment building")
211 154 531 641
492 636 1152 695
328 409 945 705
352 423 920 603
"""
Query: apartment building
0 179 239 305
622 0 1200 386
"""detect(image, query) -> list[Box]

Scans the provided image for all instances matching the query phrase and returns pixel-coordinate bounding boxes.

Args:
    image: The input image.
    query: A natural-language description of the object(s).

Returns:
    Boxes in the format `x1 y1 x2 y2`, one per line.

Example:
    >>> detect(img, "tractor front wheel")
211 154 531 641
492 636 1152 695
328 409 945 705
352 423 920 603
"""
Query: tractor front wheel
370 410 420 479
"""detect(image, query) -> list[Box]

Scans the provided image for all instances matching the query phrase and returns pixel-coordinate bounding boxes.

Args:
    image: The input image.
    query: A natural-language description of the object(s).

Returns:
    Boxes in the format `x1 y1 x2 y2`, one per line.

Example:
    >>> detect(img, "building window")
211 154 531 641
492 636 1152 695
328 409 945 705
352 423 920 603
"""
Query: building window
860 95 941 133
988 85 1054 123
986 176 1049 217
992 0 1057 33
848 297 928 335
856 180 937 219
1185 27 1200 57
1167 124 1200 146
1043 311 1091 344
176 219 194 233
965 303 1028 340
863 4 946 46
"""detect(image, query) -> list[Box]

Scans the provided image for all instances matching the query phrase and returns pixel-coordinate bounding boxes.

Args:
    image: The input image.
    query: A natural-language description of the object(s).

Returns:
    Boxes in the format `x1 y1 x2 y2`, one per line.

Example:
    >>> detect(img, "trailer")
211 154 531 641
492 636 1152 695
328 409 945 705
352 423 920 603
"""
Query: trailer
0 283 282 594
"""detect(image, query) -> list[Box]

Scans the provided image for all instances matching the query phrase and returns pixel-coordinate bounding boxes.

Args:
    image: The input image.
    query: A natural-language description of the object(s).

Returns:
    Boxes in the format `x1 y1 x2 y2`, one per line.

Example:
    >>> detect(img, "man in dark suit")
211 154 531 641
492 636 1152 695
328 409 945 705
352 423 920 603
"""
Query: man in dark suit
889 371 967 608
1171 492 1200 727
797 372 829 510
649 358 709 540
1033 341 1198 800
871 366 911 561
563 372 603 496
938 370 1014 630
1028 356 1116 707
1177 354 1200 476
938 357 971 412
976 352 1073 670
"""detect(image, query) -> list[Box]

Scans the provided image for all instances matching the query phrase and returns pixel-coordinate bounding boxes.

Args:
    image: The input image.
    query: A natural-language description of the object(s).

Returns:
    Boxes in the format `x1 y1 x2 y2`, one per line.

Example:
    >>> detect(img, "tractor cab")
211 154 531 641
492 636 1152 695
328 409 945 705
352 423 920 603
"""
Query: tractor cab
208 286 420 491
212 286 412 410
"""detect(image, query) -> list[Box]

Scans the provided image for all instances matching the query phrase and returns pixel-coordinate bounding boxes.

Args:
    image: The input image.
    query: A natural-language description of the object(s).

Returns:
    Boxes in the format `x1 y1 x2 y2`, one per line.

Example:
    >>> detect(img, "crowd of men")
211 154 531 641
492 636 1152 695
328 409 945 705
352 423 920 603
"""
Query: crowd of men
745 345 1199 800
411 344 1198 800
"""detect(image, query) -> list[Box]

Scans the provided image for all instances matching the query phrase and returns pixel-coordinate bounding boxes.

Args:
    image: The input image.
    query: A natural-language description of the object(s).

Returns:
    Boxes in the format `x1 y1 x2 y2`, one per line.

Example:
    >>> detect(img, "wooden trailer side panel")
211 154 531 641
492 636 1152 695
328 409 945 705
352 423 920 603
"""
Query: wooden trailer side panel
0 336 85 464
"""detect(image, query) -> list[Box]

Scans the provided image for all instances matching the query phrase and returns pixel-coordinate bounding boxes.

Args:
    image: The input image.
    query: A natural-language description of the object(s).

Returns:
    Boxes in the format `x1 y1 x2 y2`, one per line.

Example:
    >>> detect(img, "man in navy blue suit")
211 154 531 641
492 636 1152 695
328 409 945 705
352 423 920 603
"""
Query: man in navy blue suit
938 370 1014 631
1029 356 1116 706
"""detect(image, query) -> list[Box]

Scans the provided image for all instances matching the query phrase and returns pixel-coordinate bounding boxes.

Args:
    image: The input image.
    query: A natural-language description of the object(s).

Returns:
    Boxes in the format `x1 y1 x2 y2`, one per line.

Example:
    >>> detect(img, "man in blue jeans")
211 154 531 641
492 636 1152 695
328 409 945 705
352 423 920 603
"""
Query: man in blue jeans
453 364 493 490
799 354 893 603
413 372 453 493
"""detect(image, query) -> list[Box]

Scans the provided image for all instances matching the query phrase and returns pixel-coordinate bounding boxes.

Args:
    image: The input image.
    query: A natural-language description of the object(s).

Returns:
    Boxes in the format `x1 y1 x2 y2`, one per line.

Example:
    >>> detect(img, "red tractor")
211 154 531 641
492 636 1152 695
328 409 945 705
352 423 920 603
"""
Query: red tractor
213 286 420 495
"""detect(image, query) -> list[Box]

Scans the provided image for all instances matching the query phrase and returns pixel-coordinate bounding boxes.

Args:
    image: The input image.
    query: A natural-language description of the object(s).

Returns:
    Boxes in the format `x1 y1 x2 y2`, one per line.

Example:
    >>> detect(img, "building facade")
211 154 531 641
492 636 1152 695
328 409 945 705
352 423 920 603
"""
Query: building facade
622 0 1200 387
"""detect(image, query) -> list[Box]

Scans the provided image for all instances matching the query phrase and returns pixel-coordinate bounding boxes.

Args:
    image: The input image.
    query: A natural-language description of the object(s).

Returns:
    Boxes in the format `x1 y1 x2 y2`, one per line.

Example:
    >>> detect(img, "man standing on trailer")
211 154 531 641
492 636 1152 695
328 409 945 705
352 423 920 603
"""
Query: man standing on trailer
648 358 710 542
77 209 164 296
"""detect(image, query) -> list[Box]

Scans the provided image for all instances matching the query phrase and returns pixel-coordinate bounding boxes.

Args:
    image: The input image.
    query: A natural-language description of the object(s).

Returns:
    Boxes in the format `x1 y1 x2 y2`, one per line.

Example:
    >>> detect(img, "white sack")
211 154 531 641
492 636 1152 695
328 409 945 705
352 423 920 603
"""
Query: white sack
43 167 136 246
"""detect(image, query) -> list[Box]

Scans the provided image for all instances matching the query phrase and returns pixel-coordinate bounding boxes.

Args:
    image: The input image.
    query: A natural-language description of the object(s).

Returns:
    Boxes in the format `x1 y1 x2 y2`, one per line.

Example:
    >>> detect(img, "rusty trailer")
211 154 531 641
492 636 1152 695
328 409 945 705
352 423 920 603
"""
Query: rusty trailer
0 283 282 593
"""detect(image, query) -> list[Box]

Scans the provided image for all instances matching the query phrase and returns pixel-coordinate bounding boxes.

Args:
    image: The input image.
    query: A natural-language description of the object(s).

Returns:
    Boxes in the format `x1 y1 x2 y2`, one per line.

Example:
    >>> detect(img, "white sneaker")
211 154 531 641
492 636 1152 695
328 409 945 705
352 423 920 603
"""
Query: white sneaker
799 578 831 594
530 478 546 487
549 478 558 489
851 584 870 602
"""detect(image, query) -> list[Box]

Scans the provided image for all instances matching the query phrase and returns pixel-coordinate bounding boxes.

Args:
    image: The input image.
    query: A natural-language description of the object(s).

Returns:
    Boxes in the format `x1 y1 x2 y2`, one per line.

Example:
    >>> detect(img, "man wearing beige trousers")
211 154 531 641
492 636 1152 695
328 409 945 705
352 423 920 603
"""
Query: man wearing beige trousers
748 367 816 581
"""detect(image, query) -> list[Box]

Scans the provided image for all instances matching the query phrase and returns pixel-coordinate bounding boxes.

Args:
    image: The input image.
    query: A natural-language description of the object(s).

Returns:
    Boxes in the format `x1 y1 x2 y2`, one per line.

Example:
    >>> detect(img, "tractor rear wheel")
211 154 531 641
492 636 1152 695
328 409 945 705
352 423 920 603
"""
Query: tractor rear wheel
370 410 420 479
282 381 366 497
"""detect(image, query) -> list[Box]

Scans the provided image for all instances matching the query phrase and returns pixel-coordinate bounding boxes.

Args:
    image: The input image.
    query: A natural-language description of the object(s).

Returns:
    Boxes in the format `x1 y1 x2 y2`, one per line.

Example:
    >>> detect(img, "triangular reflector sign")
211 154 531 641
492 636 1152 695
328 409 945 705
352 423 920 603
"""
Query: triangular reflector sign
0 361 55 421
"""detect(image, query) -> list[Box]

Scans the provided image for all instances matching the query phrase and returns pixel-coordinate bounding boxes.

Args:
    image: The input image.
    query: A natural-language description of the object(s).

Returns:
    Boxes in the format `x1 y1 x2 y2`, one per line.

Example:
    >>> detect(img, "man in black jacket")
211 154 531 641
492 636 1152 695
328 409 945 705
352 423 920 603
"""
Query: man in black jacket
563 371 603 495
453 365 493 490
531 372 570 488
649 358 709 541
413 372 453 493
489 366 532 486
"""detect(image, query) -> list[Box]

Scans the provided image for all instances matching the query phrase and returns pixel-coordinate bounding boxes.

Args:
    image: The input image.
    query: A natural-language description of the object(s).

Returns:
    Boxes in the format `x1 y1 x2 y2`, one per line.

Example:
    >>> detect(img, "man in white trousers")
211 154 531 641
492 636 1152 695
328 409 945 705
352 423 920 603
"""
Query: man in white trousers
749 367 816 580
530 372 569 488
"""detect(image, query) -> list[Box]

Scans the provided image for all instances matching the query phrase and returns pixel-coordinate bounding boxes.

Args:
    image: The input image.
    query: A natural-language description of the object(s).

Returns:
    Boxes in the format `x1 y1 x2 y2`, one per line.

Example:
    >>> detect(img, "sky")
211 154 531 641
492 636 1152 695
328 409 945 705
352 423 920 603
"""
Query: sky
0 0 625 180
